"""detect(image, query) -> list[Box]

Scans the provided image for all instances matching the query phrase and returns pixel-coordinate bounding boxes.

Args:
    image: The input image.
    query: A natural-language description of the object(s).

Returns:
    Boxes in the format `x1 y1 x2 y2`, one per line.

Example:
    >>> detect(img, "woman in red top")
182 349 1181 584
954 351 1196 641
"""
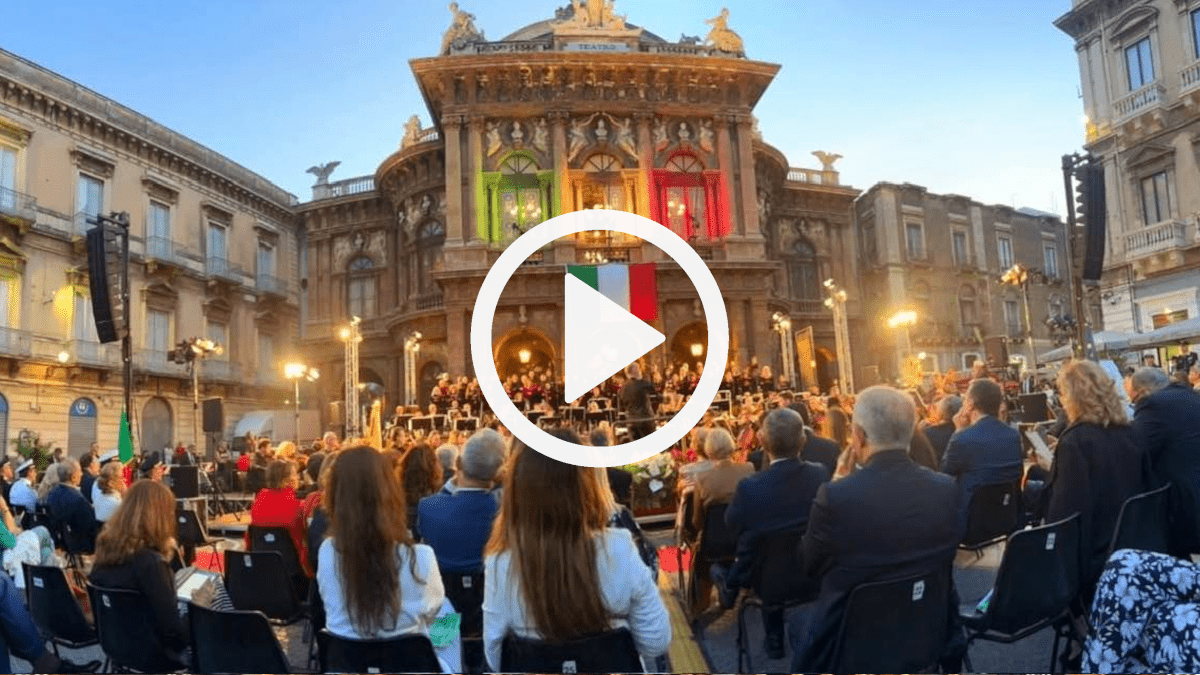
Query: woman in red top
247 460 309 575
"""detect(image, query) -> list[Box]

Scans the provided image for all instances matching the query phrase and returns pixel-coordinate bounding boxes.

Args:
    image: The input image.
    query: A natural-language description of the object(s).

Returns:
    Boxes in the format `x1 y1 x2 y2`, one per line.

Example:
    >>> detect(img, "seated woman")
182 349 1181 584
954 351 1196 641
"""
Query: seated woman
677 428 713 490
1085 549 1200 673
89 481 219 670
401 445 443 541
0 491 55 584
483 430 670 672
688 428 753 615
93 462 125 523
248 460 309 575
317 446 454 669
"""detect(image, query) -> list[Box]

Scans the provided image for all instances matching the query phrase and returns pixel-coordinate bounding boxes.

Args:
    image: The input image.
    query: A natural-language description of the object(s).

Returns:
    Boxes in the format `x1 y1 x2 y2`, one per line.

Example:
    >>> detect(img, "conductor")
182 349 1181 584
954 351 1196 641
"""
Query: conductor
619 363 657 441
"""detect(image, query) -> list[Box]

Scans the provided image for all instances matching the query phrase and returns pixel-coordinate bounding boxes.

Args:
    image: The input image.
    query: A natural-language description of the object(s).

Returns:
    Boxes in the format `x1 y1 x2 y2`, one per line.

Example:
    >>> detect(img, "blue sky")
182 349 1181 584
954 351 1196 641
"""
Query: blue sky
3 0 1082 213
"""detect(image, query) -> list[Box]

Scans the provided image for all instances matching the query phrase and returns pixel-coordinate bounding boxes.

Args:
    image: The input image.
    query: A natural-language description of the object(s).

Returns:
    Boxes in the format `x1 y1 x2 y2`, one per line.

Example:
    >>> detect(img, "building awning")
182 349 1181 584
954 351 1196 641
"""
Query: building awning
1126 317 1200 350
233 411 275 439
1038 330 1134 363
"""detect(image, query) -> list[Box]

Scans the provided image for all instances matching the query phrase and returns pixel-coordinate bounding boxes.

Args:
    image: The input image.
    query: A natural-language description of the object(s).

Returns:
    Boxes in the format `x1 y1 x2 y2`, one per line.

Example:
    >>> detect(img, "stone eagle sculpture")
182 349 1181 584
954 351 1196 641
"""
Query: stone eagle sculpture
812 151 843 172
306 161 341 185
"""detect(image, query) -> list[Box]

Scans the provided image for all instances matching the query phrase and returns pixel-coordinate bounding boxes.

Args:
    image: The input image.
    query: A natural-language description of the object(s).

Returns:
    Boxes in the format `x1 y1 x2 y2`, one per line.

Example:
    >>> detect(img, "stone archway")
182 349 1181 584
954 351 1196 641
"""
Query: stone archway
418 361 445 408
493 329 556 382
141 397 173 456
669 321 708 368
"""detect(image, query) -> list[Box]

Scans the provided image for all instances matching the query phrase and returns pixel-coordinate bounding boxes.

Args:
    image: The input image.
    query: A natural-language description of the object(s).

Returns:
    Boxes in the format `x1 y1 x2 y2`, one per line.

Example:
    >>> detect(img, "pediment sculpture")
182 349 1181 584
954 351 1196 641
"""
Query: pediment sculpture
704 8 744 54
441 2 485 55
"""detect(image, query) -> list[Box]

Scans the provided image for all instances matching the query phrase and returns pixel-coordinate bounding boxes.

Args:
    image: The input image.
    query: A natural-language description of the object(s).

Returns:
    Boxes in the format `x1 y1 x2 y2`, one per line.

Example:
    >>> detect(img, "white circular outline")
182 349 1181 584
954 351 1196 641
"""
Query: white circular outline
470 209 729 468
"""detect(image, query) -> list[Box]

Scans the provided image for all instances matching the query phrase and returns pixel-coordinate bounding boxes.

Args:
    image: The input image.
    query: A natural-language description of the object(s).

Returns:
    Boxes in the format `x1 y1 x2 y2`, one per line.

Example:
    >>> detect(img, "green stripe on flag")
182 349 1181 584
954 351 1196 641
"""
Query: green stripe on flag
119 409 134 463
566 265 599 290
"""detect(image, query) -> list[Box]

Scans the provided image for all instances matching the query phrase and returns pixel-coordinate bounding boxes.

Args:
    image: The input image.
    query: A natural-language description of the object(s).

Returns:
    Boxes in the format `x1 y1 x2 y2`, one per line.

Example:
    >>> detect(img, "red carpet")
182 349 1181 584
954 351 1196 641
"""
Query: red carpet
658 546 691 574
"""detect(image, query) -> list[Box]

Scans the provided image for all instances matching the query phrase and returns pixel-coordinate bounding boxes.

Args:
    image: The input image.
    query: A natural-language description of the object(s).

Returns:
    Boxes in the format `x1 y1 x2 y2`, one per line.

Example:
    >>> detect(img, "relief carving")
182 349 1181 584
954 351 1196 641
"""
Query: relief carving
532 118 550 154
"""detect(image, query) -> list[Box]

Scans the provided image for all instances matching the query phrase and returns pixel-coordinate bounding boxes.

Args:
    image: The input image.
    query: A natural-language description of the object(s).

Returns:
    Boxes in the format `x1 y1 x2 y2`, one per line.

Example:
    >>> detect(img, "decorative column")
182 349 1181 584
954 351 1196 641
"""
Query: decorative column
735 114 761 239
467 116 484 244
442 114 465 243
550 111 571 215
714 116 738 234
635 113 654 218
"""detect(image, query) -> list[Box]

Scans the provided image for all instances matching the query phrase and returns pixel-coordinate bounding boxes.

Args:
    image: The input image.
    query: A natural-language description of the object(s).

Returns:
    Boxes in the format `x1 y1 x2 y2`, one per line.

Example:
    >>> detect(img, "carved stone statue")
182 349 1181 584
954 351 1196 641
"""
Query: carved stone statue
699 120 714 154
533 118 550 154
679 33 701 45
812 151 843 172
678 122 691 144
306 161 340 185
614 117 636 158
555 0 626 30
595 118 609 143
704 7 744 54
568 118 589 162
653 118 669 152
486 121 502 156
401 115 421 149
512 121 525 145
757 189 771 224
441 2 485 55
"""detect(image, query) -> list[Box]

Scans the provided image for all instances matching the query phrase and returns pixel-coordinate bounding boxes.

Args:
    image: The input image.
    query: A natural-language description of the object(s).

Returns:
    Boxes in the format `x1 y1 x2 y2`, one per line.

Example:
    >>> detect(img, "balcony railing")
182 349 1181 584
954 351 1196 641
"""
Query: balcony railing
72 340 119 368
415 293 444 311
1114 82 1166 122
73 211 100 237
795 300 826 314
787 168 825 184
256 273 288 298
0 327 32 358
1125 219 1189 259
205 256 241 284
953 253 977 270
202 359 238 382
311 175 376 201
1182 60 1200 95
0 187 37 224
135 350 183 376
145 236 180 265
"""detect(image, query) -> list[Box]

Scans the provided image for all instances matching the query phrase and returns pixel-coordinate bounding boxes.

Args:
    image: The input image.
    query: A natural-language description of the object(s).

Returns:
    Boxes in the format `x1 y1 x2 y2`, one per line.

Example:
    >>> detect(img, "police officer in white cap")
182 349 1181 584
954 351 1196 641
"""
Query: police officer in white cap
9 459 38 512
91 450 120 503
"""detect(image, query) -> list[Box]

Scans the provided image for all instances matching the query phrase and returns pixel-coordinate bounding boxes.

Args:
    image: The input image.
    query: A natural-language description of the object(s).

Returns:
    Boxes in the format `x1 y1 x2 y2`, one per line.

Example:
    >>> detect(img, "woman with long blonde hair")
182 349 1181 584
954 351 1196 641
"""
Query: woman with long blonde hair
1047 360 1152 602
483 429 669 671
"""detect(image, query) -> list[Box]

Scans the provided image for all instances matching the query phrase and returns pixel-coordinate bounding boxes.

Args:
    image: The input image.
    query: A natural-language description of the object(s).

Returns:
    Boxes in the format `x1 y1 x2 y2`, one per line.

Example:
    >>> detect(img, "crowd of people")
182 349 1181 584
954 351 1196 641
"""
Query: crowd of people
0 351 1195 673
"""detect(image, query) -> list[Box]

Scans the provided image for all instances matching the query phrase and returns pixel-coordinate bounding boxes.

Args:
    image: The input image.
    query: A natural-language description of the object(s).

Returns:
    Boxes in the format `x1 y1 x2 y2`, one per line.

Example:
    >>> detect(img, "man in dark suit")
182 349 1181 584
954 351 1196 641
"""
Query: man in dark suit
618 363 657 441
1129 367 1200 555
923 395 961 460
45 460 99 554
417 430 505 573
712 408 830 658
787 395 841 476
940 379 1024 531
790 386 962 672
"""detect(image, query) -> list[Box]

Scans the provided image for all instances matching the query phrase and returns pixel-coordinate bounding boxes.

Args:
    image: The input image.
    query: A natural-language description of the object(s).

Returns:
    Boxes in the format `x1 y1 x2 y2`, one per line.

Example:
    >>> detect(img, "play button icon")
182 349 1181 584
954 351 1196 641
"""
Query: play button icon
563 273 665 404
470 209 729 468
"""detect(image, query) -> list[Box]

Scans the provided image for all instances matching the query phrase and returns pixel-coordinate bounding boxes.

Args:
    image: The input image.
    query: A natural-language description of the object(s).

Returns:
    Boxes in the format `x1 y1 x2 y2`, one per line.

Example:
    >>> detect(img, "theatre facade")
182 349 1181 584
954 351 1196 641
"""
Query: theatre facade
298 1 863 412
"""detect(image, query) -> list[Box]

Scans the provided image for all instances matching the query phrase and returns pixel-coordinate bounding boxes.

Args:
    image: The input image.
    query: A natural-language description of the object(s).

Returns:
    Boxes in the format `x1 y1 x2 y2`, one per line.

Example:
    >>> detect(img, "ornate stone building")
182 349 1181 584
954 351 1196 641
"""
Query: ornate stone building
0 48 301 455
298 1 863 414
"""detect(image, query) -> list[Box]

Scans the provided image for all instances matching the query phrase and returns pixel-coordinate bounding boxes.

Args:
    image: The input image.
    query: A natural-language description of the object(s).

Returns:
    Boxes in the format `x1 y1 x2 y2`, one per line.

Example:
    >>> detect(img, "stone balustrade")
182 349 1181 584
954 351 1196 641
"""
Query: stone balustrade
1124 219 1189 259
1114 81 1165 122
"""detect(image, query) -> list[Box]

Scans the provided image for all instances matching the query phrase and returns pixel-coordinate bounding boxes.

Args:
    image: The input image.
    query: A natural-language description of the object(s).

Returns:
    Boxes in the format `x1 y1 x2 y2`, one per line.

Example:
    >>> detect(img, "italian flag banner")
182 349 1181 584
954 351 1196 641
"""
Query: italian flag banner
567 262 658 323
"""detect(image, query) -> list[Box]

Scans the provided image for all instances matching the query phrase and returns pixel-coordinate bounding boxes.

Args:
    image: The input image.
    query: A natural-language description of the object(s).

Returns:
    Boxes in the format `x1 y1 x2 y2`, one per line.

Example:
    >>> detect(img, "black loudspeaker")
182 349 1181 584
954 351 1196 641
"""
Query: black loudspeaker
1078 161 1107 282
202 398 224 433
984 336 1009 367
85 225 123 344
169 465 200 499
1017 393 1050 423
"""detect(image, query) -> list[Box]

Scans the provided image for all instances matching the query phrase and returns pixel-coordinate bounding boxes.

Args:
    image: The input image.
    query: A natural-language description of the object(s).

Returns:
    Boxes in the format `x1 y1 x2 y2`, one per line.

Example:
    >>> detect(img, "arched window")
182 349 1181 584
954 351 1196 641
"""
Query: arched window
484 154 551 244
347 255 377 319
786 238 820 300
67 397 97 458
580 153 626 211
958 285 978 330
653 152 727 240
413 221 445 298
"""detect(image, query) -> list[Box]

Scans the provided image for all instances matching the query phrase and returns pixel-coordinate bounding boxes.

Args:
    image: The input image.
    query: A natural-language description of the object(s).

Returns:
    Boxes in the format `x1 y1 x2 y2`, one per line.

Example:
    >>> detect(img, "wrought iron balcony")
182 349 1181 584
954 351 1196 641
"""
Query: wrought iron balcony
1114 82 1166 123
0 187 36 225
794 300 827 315
205 256 241 284
1125 219 1190 260
0 328 31 358
145 236 182 266
256 273 288 298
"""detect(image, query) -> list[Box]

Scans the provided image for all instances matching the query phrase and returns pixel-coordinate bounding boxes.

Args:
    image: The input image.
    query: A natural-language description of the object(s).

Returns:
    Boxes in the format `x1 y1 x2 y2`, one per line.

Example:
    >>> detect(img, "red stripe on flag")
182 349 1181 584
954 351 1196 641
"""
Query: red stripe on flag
628 262 658 323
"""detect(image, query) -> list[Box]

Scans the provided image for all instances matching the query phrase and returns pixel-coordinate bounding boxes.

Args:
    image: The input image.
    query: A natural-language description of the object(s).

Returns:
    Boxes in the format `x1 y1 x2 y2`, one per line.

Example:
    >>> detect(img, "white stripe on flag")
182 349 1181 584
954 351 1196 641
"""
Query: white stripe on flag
596 263 631 311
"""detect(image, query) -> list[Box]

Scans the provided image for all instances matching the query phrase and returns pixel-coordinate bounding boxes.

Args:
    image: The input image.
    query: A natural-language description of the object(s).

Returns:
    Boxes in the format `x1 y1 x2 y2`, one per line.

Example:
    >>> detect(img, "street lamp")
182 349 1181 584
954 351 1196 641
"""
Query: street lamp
284 362 320 445
771 311 794 389
824 279 854 394
886 309 917 382
1001 263 1038 384
340 317 363 437
170 337 223 458
404 331 422 406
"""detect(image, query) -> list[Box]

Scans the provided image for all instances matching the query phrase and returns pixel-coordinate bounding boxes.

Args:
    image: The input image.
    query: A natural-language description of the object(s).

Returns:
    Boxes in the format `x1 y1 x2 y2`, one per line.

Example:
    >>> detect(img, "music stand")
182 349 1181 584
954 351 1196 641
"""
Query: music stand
433 414 448 431
454 417 479 433
411 416 434 434
526 411 544 426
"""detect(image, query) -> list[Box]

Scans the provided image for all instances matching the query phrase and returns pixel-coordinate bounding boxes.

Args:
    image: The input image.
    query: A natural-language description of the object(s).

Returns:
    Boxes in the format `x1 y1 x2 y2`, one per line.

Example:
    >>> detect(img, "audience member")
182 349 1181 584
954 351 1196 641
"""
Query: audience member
909 426 941 472
93 461 125 523
35 462 61 506
318 446 452 668
1128 366 1200 556
590 427 632 507
712 408 829 659
299 452 325 513
923 395 961 459
0 487 56 580
789 386 962 672
9 460 37 513
78 453 98 505
435 443 459 484
45 459 98 553
483 437 670 671
0 459 13 509
940 378 1024 531
689 428 753 615
418 430 504 574
247 460 309 575
307 451 337 575
0 570 98 672
795 404 840 476
401 444 443 540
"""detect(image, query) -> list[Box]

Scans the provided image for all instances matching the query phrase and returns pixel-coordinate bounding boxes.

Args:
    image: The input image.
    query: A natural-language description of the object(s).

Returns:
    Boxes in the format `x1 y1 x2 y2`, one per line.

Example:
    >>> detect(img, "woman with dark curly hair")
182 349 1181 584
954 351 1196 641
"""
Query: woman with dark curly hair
401 444 443 540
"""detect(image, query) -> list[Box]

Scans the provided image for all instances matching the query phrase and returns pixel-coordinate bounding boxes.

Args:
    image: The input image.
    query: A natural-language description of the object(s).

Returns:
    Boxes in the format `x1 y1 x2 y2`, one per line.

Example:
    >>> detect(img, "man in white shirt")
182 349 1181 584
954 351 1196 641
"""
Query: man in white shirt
8 460 38 513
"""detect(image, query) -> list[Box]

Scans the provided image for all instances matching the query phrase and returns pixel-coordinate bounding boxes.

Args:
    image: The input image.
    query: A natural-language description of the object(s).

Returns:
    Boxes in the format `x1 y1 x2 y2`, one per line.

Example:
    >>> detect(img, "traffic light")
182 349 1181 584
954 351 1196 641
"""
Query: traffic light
1074 160 1107 281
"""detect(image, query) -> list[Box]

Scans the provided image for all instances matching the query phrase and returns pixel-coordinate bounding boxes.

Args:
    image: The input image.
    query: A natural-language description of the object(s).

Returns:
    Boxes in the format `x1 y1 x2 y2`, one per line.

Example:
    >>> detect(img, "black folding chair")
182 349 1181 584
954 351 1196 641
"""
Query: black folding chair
318 629 442 673
442 570 485 673
500 628 642 674
960 480 1022 552
176 508 223 571
247 524 309 600
1107 482 1172 558
736 528 809 673
224 550 307 626
672 487 697 613
245 466 267 494
87 582 188 673
22 563 97 656
829 563 953 674
187 602 291 674
960 513 1082 674
686 502 737 616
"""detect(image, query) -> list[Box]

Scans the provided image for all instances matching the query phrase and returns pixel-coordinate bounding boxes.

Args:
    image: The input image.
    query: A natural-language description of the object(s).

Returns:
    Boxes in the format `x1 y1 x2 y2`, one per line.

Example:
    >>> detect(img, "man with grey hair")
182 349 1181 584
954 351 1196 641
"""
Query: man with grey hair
711 407 829 658
790 386 962 672
417 429 505 573
45 458 98 553
923 395 961 460
435 443 459 485
1128 366 1200 555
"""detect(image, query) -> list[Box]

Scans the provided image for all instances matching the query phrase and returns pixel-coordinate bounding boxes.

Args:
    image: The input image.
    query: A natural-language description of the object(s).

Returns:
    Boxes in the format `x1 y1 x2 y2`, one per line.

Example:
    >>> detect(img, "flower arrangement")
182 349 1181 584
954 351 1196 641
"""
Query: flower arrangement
10 430 53 472
619 451 679 516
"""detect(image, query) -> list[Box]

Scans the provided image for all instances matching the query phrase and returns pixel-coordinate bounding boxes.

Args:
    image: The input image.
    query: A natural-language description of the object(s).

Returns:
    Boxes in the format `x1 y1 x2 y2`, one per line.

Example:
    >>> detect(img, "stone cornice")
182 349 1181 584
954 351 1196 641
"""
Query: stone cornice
0 48 297 221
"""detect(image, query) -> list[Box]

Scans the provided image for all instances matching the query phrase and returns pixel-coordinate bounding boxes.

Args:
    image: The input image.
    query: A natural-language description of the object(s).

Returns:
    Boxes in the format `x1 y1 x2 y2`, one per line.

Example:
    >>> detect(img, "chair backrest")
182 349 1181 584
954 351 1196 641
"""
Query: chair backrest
830 563 953 673
318 629 442 674
985 513 1081 636
88 582 184 673
442 570 485 637
1108 482 1172 557
500 628 643 674
961 480 1022 547
223 550 303 622
248 524 308 600
187 603 290 674
696 502 737 561
22 563 95 645
245 467 266 494
750 528 808 605
175 508 208 547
